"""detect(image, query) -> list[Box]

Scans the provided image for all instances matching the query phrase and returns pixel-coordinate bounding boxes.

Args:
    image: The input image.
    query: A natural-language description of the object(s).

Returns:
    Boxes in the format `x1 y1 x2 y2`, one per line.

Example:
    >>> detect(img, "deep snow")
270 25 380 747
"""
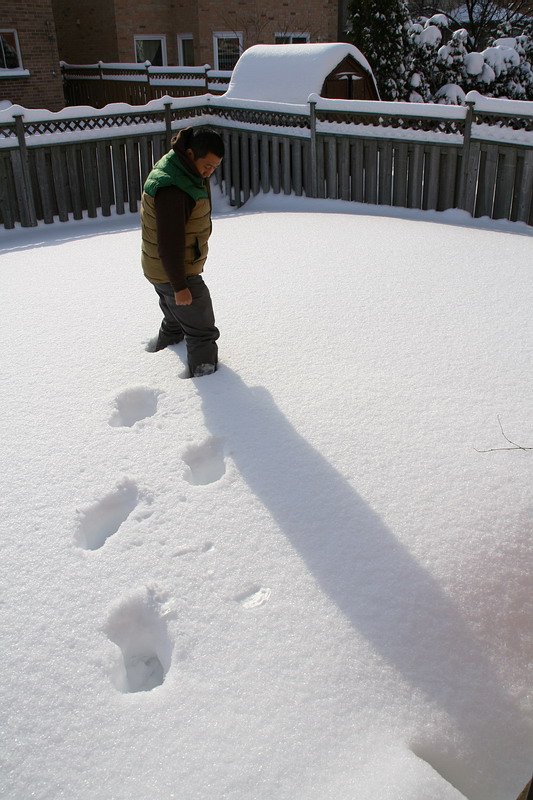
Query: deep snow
0 192 532 800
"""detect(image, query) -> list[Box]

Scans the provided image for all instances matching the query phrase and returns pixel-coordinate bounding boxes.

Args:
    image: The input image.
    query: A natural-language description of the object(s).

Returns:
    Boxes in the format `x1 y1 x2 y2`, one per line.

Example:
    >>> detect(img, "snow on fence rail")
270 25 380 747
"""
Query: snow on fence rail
61 62 232 107
0 92 531 230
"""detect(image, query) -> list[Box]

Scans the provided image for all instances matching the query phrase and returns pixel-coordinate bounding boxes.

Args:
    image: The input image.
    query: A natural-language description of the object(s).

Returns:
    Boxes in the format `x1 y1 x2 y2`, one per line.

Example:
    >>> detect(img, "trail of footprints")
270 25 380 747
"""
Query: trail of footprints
74 385 270 694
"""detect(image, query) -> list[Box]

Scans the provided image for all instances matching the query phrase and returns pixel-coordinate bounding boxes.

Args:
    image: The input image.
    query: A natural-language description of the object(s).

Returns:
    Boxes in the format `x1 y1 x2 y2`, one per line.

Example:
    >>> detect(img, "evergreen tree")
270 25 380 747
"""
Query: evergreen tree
487 28 533 99
347 0 414 100
408 19 446 100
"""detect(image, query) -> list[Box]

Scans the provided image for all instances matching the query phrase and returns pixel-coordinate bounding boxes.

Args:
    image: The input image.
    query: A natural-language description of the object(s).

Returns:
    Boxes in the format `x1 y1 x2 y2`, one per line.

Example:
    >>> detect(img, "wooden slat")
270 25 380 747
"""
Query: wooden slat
97 141 113 216
392 143 408 207
250 133 260 196
325 136 337 199
475 145 498 219
34 149 55 223
463 141 481 216
0 154 16 229
423 146 440 211
82 143 99 218
271 137 281 194
291 139 303 197
230 130 241 205
493 147 516 220
514 149 533 224
10 150 32 227
281 136 291 196
378 140 393 206
112 141 126 215
437 148 458 211
302 139 312 197
66 145 84 219
139 136 152 186
51 147 70 222
152 134 165 163
260 134 270 194
316 136 325 199
126 138 141 213
338 137 350 201
407 143 424 209
240 131 250 204
221 130 231 201
350 139 364 202
364 140 378 205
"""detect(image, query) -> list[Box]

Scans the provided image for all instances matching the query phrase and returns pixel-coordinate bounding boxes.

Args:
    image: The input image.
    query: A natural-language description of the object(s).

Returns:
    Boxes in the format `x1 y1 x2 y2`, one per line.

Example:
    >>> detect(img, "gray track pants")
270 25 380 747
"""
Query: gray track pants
153 275 219 375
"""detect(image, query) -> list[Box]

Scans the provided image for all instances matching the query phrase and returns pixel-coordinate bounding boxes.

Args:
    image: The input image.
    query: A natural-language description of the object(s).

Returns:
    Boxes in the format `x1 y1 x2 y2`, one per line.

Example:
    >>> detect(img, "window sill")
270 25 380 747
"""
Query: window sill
0 68 30 78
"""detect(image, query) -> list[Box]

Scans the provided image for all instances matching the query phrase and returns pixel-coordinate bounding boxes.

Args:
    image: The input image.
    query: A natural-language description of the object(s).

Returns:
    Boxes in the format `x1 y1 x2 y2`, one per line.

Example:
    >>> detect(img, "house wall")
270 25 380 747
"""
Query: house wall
197 0 339 67
113 0 198 65
1 0 64 110
52 0 119 63
52 0 340 70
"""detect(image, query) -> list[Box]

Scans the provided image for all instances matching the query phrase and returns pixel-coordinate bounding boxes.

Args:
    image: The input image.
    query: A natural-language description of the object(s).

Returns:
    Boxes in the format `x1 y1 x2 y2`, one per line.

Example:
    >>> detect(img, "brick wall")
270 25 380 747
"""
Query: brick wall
1 0 65 110
113 0 198 65
52 0 119 63
50 0 341 72
197 0 339 67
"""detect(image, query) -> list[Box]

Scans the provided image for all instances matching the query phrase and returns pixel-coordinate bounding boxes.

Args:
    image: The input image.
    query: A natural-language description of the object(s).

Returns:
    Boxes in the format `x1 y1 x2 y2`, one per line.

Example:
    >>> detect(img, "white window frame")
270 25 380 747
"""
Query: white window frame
274 32 311 44
0 29 24 72
177 33 194 66
212 31 243 70
133 35 167 66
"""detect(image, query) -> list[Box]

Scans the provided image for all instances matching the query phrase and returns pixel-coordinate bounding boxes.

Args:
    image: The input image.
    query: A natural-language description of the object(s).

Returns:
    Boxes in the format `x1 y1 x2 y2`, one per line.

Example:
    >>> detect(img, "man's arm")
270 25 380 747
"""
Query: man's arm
154 185 195 304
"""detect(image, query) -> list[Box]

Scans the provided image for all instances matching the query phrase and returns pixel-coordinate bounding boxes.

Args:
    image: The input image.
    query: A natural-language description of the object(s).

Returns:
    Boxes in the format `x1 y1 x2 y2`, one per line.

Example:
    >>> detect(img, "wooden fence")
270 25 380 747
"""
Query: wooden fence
61 62 232 108
0 94 532 230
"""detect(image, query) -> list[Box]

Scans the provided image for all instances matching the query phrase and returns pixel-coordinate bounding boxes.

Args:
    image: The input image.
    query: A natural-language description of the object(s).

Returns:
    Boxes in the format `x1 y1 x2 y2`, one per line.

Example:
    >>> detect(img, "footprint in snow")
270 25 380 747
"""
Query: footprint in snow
74 478 148 550
109 387 163 427
235 586 272 609
182 437 226 485
104 587 174 693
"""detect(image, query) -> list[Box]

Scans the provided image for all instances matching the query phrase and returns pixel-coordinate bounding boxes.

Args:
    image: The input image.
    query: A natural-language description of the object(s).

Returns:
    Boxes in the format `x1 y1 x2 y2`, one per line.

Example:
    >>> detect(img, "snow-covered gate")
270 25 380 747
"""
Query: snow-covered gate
0 93 532 229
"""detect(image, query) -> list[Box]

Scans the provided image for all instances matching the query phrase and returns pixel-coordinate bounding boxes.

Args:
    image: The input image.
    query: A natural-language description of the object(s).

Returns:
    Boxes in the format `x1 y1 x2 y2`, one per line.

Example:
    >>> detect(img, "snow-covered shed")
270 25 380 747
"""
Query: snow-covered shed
223 43 380 104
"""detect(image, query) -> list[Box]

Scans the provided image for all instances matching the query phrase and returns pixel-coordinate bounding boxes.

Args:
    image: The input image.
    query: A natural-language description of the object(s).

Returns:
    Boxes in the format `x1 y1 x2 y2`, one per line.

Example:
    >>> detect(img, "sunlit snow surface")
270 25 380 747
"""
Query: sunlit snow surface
1 192 532 800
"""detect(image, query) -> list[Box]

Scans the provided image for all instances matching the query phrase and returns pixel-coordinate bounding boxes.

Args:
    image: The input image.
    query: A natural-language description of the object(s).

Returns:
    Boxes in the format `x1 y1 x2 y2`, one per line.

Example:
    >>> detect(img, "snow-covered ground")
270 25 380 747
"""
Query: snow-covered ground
1 192 532 800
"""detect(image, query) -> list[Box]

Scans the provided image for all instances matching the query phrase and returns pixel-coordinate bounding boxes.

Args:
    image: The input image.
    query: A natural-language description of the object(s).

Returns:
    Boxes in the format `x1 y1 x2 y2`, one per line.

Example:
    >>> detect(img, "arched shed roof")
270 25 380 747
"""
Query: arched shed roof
224 43 377 104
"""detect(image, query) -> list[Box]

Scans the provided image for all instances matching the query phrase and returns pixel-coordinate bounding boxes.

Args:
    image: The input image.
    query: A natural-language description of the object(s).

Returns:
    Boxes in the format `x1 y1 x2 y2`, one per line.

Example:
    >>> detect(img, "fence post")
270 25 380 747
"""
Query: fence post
309 95 318 198
12 114 37 227
204 65 210 94
164 102 173 148
458 98 475 211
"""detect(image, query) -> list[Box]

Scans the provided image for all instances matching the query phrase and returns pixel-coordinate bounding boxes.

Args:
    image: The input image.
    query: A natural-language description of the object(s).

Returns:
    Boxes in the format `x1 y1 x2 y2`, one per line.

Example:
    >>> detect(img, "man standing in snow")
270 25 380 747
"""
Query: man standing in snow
140 126 224 377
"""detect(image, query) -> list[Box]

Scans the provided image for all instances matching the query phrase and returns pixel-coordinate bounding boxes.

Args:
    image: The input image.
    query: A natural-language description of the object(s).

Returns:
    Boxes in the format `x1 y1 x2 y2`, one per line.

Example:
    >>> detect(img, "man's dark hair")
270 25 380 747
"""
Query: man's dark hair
173 127 224 159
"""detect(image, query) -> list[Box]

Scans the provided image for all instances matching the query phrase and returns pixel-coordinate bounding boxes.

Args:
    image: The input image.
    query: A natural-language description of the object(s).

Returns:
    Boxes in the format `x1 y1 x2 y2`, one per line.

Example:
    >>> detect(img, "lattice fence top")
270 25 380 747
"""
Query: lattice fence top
473 110 533 132
315 109 465 136
1 95 532 145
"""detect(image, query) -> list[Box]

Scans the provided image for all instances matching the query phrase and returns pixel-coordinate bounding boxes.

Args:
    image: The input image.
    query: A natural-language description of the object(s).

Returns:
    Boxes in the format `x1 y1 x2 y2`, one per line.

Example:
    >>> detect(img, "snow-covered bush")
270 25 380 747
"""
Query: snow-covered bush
349 0 533 103
434 83 467 104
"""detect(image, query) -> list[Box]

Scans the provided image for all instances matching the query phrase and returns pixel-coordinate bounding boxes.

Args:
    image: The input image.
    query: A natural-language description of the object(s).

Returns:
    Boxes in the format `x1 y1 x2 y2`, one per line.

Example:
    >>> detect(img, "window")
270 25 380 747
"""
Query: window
178 34 194 66
134 36 167 66
213 32 243 70
0 29 22 70
275 33 310 44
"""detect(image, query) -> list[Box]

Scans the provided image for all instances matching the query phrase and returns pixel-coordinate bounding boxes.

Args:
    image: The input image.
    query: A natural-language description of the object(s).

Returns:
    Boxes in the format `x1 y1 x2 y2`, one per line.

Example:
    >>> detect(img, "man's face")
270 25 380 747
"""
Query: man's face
187 149 222 178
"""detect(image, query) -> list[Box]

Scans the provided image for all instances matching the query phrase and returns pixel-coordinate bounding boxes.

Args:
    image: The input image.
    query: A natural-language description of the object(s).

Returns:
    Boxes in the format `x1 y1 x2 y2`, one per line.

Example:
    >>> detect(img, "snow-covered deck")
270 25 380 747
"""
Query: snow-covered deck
1 194 532 800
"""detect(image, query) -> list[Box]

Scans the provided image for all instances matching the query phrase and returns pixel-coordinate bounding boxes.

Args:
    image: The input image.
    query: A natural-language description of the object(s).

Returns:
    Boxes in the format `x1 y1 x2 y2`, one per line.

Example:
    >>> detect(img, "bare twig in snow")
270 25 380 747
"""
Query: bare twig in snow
474 416 533 453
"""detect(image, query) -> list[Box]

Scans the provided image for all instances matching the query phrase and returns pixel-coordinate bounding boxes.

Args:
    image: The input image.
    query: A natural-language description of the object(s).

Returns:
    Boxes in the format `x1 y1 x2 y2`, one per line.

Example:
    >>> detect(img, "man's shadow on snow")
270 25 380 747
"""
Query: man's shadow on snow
193 365 530 793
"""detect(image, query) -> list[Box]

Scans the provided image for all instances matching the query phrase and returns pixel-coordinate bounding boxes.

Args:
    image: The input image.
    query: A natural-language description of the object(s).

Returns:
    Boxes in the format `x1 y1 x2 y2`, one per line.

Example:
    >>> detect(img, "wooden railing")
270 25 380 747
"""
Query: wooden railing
61 62 232 108
0 92 531 229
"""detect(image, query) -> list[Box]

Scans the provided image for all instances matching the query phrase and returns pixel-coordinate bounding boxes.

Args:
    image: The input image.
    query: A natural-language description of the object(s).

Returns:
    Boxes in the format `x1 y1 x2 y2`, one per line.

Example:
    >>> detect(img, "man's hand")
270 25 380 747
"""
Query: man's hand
174 288 192 306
